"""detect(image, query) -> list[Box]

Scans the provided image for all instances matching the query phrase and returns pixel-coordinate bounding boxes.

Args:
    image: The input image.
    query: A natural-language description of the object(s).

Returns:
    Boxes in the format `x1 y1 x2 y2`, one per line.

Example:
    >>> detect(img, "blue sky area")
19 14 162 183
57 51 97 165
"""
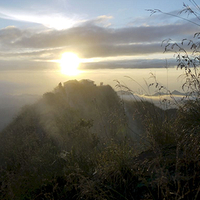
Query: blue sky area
0 0 190 28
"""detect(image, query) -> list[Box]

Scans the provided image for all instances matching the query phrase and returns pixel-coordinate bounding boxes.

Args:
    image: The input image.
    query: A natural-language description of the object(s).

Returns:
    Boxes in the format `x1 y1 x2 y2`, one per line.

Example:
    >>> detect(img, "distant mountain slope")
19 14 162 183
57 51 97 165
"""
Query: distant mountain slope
0 80 130 198
40 79 127 141
0 94 40 131
2 80 191 200
152 90 186 96
0 80 127 164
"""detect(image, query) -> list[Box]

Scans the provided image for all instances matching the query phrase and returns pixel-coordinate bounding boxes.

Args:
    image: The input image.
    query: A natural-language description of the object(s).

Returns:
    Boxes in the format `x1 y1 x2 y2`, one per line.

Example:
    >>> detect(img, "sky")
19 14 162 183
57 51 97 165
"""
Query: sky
0 0 200 95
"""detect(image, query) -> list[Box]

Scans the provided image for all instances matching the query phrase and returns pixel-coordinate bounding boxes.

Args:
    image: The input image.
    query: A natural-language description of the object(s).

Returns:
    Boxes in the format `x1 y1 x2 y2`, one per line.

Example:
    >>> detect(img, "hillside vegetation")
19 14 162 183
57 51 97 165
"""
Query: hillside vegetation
0 79 199 199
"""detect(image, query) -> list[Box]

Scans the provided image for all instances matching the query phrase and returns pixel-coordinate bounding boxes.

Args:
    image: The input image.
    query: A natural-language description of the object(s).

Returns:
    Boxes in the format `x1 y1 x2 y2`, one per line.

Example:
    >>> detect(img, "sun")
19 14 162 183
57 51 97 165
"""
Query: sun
60 52 80 76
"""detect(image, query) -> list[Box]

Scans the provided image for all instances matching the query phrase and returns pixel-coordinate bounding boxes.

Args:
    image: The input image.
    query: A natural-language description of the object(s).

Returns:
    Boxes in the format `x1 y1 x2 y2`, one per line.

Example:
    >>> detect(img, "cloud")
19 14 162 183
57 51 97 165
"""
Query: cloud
82 15 113 27
0 60 58 71
0 13 198 71
0 6 85 30
15 23 198 49
0 57 176 72
80 58 176 70
74 43 165 58
0 22 197 54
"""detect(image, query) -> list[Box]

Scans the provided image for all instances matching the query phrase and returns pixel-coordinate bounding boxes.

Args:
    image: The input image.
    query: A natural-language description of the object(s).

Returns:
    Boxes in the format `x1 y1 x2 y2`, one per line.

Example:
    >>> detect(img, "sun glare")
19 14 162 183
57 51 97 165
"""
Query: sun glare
60 52 80 76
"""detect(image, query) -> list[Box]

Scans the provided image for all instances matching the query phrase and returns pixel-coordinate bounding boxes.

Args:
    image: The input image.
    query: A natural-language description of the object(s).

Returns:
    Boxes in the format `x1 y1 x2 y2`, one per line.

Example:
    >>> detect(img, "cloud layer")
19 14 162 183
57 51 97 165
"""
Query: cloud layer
0 13 198 71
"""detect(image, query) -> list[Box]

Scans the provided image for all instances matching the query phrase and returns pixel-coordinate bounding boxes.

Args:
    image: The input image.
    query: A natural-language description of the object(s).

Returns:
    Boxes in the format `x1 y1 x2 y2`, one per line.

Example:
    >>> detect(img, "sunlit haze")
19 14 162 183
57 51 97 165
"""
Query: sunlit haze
0 0 198 96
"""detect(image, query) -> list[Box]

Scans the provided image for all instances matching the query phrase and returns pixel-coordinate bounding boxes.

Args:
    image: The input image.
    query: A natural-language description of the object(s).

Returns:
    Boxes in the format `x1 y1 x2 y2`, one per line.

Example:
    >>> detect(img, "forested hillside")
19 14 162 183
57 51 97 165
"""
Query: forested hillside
0 79 199 199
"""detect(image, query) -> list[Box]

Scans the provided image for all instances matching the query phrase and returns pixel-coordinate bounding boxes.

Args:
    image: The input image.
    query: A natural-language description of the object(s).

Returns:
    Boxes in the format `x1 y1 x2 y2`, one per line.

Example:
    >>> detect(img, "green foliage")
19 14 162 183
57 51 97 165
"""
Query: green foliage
0 81 130 199
125 100 177 147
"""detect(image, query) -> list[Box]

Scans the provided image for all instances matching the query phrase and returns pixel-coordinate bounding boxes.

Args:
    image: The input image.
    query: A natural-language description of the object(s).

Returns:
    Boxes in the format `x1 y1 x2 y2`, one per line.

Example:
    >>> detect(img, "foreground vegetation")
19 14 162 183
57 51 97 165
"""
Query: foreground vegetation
0 79 199 200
